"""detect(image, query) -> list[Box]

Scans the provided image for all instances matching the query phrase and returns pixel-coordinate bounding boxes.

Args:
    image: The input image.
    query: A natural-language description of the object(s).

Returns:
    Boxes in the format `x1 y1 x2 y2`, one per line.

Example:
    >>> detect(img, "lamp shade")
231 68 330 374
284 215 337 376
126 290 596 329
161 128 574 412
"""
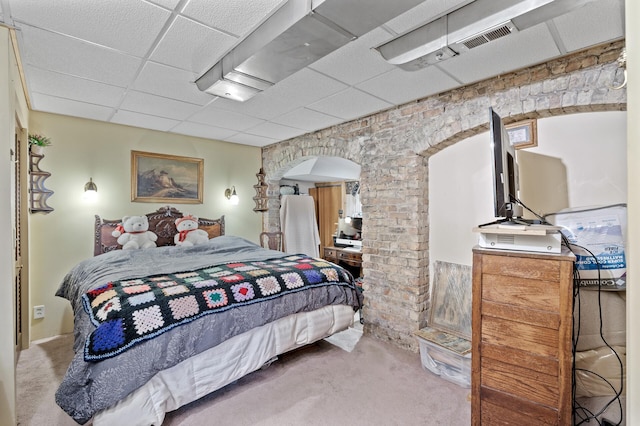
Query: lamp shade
83 177 98 201
225 186 239 205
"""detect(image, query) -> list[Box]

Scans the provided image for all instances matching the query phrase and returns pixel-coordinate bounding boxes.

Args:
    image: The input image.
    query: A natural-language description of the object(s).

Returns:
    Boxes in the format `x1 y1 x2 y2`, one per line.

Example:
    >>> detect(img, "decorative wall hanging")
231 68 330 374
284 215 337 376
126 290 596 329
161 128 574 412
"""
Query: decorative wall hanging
131 151 203 204
506 118 537 150
253 168 268 212
29 150 54 213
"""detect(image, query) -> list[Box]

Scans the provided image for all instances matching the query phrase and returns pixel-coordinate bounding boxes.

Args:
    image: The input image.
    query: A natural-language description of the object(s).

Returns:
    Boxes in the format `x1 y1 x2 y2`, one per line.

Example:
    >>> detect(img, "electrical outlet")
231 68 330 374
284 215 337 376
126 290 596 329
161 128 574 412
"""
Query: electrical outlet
33 305 45 319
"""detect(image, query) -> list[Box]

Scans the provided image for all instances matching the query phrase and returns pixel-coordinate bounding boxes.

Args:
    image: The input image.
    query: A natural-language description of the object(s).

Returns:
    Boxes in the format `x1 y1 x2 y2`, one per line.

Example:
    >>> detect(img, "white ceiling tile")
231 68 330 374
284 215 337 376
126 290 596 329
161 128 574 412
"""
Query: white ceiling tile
133 62 213 105
111 110 180 132
150 16 237 74
356 67 460 105
307 88 393 121
26 67 126 107
437 24 560 85
552 0 624 52
309 28 398 86
182 0 285 37
20 25 141 87
383 0 473 34
271 108 343 131
209 91 298 120
265 68 349 107
30 92 115 122
146 0 181 10
209 68 348 120
188 107 265 131
245 122 306 140
224 133 279 147
170 121 238 141
120 91 203 120
10 0 171 56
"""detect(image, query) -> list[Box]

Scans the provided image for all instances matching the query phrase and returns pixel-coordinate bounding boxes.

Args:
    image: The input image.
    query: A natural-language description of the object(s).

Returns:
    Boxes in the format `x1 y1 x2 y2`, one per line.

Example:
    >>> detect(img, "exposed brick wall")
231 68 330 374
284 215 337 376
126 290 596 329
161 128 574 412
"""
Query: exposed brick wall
262 40 626 351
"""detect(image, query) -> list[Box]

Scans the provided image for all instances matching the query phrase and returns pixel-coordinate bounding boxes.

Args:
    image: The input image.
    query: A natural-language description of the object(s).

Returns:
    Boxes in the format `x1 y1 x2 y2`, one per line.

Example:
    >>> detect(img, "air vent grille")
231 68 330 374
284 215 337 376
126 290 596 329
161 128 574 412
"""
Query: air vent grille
460 22 516 50
462 35 488 49
497 234 516 245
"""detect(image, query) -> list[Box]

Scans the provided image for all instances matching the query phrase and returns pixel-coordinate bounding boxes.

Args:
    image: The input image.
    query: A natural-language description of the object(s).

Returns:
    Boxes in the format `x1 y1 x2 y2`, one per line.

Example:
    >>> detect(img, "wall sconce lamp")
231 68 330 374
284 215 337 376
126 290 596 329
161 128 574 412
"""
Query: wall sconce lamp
83 177 98 201
225 186 239 205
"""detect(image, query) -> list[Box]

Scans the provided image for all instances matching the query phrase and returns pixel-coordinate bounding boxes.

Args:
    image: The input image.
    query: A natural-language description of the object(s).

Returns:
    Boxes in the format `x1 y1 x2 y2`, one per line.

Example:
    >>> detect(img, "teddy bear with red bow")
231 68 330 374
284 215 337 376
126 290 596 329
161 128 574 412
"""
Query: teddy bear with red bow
111 215 158 250
174 214 209 247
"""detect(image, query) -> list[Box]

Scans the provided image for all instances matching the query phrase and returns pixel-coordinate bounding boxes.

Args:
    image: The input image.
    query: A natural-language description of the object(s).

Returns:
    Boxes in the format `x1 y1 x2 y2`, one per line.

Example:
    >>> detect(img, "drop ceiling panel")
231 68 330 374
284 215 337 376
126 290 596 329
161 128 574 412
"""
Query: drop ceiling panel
19 25 142 87
10 0 171 57
356 66 460 105
245 122 306 140
119 91 203 120
188 107 265 131
147 0 181 10
271 107 343 131
112 110 180 132
551 0 624 52
30 93 115 122
224 133 279 147
308 28 398 86
26 67 126 107
133 62 213 105
307 88 393 121
206 66 350 121
437 23 561 85
170 121 239 141
383 0 474 35
150 16 237 73
182 0 286 37
262 68 350 109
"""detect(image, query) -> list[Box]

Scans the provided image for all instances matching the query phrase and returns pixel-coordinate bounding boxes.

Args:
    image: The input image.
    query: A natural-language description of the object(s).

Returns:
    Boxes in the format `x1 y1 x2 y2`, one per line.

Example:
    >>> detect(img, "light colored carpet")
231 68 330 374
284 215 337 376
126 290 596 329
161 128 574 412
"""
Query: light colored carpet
17 330 471 425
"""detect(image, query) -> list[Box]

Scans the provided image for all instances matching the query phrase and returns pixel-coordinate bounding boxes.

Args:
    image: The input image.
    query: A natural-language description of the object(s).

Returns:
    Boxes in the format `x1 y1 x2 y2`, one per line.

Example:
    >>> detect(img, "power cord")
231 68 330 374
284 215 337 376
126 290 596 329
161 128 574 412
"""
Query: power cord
567 243 624 426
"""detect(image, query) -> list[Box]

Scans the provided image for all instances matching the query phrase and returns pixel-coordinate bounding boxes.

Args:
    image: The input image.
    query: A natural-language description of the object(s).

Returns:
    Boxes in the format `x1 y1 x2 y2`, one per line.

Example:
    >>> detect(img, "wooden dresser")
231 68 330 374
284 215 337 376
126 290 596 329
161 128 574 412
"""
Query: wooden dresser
324 246 362 276
471 246 575 425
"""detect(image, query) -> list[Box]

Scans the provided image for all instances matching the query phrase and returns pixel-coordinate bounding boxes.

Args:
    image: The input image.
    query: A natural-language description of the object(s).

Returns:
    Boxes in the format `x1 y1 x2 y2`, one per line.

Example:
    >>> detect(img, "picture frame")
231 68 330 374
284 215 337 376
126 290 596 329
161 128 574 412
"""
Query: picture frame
429 261 472 340
131 150 204 204
506 118 537 149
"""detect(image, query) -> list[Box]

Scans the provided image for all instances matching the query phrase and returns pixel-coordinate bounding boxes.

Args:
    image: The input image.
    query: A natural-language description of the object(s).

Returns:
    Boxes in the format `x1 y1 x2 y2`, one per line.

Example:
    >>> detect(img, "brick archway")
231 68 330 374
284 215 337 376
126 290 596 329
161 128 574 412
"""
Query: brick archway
262 41 626 351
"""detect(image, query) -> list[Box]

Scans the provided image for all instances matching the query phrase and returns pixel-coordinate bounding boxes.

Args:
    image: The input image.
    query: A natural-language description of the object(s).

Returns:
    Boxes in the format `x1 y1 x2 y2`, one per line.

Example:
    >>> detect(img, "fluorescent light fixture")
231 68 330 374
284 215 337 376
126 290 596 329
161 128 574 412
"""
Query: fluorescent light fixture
195 0 426 101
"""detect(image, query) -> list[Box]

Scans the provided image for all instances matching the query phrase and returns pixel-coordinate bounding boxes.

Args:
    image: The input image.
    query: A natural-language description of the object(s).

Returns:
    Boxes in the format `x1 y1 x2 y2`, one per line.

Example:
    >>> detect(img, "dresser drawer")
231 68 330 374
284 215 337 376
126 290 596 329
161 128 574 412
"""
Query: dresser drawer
324 248 338 260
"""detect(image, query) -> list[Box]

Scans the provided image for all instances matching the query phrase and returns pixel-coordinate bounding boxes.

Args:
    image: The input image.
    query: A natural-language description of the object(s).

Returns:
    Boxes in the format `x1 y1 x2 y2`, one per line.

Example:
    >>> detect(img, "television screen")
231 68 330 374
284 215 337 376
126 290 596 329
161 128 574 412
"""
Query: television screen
489 107 523 222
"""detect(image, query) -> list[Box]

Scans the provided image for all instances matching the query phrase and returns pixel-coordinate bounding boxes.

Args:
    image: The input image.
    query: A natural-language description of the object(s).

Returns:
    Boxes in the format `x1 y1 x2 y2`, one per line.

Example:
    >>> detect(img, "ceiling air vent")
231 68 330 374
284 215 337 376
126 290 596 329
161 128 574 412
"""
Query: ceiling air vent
457 21 519 51
459 21 518 51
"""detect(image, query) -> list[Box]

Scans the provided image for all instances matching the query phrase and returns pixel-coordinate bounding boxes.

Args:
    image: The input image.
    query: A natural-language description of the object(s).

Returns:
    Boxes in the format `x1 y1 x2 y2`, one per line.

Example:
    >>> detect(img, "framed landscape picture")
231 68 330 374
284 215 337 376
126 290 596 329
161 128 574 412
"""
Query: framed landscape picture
131 151 203 203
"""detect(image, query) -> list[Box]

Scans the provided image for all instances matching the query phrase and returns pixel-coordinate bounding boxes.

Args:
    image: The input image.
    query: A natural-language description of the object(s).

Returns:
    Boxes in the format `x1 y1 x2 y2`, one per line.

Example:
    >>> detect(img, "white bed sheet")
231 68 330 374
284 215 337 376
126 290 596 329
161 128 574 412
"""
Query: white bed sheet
94 304 356 426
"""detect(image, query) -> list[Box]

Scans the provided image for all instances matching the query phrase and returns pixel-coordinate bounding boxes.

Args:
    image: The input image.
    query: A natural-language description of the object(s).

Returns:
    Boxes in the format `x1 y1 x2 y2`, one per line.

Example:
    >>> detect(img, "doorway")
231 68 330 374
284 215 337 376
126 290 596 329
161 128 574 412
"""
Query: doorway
12 121 28 351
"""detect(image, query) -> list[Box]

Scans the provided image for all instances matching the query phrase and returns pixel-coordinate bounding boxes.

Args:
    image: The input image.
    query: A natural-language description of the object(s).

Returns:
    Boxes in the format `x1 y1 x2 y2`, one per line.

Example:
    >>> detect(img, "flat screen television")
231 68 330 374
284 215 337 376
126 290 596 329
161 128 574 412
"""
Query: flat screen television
482 107 525 226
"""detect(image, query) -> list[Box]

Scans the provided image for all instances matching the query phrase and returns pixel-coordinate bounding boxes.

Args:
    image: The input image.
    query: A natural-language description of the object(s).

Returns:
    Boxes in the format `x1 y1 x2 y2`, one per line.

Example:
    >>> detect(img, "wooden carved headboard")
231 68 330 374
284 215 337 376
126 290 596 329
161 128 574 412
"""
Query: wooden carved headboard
94 205 225 256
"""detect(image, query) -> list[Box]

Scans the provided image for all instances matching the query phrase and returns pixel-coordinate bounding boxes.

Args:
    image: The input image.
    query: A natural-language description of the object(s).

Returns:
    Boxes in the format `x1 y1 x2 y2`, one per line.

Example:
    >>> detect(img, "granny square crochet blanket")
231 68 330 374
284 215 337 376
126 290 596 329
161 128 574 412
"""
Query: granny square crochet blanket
82 255 353 361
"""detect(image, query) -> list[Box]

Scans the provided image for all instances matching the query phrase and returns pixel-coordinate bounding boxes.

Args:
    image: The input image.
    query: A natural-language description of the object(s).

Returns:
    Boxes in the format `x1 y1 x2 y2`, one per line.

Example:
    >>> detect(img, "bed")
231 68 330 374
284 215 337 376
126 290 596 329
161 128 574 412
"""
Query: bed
55 206 362 425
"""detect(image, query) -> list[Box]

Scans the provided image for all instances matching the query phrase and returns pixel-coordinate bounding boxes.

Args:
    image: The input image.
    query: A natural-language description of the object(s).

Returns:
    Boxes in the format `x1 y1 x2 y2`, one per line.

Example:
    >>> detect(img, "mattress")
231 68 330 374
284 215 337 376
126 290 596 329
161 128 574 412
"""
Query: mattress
94 304 355 425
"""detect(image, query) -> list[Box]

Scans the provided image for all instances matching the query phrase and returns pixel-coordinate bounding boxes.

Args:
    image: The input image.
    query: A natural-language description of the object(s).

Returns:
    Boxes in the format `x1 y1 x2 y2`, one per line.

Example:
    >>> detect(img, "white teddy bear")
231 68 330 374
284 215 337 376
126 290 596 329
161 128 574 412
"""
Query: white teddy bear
174 214 209 247
112 215 158 250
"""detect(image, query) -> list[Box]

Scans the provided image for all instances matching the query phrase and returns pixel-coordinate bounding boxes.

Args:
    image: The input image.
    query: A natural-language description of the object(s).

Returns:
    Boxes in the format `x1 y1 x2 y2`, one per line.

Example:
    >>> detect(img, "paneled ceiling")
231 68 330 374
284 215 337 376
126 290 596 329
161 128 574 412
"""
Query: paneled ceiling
0 0 625 147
